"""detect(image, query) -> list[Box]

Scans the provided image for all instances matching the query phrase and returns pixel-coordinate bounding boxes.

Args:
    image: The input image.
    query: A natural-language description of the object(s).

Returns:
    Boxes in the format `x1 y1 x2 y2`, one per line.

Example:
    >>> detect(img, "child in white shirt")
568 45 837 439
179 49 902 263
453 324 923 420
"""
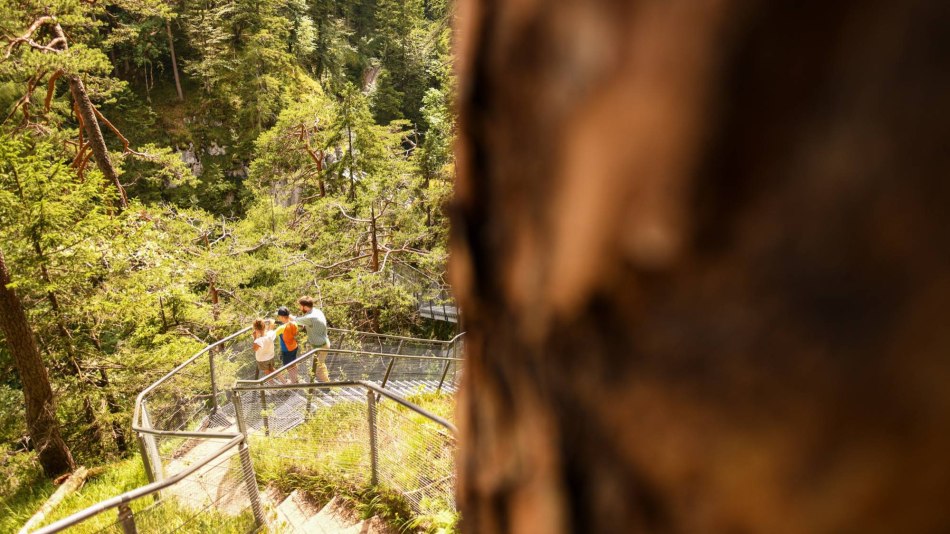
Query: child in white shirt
252 319 277 376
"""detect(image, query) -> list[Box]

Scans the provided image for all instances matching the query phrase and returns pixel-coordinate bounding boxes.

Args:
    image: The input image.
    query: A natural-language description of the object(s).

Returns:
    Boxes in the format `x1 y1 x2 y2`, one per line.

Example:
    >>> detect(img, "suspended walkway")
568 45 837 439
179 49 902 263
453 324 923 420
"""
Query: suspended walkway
34 327 464 534
388 261 461 324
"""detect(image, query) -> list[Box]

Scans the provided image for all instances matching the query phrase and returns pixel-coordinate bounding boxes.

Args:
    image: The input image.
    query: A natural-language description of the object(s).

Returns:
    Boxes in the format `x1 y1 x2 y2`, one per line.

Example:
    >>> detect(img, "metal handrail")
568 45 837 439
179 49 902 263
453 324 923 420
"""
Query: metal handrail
329 326 456 347
36 378 457 533
233 380 458 435
132 326 252 429
32 435 245 534
236 346 463 386
54 326 465 534
132 326 459 429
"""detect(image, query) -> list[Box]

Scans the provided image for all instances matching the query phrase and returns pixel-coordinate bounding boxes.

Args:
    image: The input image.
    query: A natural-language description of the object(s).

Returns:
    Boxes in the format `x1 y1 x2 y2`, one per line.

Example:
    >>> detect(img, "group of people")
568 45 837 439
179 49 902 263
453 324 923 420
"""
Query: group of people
251 296 331 383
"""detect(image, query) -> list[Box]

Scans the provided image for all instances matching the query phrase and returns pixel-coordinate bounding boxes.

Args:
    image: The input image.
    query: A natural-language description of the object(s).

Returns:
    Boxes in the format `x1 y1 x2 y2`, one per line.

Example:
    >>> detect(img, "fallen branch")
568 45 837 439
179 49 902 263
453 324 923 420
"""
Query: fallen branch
17 466 90 534
91 107 149 157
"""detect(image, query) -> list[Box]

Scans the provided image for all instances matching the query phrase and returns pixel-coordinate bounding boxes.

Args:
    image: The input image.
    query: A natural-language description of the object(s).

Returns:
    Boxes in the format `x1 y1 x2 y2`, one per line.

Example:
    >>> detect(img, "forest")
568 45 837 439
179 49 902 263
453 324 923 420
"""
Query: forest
0 0 455 509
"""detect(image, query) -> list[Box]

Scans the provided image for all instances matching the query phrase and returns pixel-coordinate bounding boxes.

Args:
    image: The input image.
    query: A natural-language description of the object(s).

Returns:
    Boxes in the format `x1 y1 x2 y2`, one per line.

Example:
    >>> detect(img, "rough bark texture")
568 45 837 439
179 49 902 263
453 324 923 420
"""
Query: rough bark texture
452 1 950 533
30 237 104 447
68 76 128 209
0 248 75 478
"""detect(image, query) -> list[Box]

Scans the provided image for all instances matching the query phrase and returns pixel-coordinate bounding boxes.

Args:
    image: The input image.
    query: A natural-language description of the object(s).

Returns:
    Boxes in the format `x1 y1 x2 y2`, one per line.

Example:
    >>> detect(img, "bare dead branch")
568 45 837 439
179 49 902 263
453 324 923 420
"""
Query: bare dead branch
91 107 149 157
336 204 371 223
3 16 56 58
76 151 92 181
44 70 63 112
71 143 88 168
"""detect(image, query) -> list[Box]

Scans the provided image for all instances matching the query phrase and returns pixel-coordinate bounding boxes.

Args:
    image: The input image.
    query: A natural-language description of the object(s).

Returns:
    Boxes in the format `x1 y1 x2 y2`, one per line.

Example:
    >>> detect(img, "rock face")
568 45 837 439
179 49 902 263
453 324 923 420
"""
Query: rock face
177 142 237 179
226 163 249 179
451 1 950 533
207 142 227 156
178 143 203 176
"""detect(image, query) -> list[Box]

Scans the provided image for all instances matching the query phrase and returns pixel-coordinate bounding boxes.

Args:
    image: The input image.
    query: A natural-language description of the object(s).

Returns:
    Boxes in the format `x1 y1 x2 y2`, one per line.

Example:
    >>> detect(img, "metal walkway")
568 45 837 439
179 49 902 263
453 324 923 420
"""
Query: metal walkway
219 379 459 435
387 262 461 324
35 328 463 534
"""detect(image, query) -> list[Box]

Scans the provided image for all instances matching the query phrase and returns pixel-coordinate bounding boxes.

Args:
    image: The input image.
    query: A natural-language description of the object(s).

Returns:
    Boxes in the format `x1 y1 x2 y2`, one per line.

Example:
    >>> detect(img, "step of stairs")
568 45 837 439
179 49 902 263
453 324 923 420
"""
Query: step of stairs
274 490 320 531
273 491 383 533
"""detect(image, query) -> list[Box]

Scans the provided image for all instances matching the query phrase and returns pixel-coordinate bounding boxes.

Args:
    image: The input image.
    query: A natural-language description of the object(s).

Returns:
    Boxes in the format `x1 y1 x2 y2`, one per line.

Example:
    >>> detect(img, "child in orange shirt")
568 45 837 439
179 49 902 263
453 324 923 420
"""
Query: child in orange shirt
275 306 300 383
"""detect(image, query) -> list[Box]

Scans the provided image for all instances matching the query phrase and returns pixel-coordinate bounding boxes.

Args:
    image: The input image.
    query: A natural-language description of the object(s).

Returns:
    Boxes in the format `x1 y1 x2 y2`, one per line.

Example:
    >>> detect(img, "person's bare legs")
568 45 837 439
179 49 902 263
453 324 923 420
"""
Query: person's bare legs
289 363 299 384
314 345 330 382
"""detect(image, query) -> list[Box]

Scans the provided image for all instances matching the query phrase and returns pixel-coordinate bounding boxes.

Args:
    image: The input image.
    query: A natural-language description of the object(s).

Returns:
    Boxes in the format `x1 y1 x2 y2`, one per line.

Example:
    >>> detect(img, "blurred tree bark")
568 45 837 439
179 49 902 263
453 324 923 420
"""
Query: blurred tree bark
451 1 950 533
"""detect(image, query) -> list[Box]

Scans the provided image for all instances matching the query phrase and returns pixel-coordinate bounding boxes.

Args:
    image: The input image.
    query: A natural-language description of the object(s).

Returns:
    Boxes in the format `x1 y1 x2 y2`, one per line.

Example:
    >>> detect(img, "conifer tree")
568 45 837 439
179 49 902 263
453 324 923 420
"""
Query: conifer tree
0 246 75 478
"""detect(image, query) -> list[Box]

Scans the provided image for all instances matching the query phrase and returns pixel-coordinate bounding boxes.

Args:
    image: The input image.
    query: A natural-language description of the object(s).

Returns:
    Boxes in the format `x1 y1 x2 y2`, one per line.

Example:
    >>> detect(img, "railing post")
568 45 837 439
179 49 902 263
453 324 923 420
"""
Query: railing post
138 406 164 485
310 351 319 383
229 391 266 529
238 439 267 529
260 389 270 436
366 389 378 486
305 381 314 417
209 349 220 415
230 390 248 435
437 360 452 393
380 357 396 390
377 356 397 403
117 503 137 534
136 433 156 485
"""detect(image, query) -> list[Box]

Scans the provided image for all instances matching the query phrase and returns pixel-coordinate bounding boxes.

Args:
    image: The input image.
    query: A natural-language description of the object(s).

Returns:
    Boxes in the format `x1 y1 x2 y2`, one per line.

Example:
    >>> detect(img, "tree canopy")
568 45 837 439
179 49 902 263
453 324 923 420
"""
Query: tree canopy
0 0 455 478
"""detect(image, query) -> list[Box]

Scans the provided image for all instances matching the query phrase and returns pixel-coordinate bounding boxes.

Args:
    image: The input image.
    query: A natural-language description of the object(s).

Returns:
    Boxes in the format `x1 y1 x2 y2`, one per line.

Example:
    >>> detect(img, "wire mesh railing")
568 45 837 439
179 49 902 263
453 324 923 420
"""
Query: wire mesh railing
33 435 264 534
388 261 461 324
375 393 456 514
238 344 463 395
33 328 462 533
133 328 461 480
233 381 457 519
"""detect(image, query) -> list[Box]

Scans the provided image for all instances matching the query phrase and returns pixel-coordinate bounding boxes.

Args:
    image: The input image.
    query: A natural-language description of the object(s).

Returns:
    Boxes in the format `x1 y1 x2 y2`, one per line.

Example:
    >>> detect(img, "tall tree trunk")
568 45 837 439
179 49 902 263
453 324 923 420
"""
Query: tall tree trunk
49 22 127 209
209 273 220 321
165 19 184 101
346 115 355 200
0 247 74 478
90 334 128 453
370 204 380 272
452 1 950 533
8 164 104 445
69 76 128 210
96 368 127 453
30 241 104 446
424 175 432 228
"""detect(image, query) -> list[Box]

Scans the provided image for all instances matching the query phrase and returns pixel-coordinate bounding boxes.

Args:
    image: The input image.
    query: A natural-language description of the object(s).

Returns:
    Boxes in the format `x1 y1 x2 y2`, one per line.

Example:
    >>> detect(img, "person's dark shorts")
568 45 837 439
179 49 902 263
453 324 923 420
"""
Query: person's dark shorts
281 348 299 366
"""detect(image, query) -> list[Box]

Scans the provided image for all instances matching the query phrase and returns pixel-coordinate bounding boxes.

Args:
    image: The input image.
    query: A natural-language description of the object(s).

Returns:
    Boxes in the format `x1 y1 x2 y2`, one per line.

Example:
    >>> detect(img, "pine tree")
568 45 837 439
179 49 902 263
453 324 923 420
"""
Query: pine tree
0 246 75 478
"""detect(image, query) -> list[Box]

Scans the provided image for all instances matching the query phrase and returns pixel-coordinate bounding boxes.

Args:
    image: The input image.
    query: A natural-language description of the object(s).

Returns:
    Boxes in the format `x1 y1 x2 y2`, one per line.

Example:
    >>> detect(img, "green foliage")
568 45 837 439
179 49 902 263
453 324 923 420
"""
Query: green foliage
252 394 457 533
0 455 253 533
0 3 457 528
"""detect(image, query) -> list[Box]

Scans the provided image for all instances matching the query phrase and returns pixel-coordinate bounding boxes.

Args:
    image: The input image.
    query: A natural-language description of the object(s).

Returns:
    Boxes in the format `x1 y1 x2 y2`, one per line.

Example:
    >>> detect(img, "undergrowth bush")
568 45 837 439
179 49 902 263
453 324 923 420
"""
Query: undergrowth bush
250 392 457 533
2 456 255 533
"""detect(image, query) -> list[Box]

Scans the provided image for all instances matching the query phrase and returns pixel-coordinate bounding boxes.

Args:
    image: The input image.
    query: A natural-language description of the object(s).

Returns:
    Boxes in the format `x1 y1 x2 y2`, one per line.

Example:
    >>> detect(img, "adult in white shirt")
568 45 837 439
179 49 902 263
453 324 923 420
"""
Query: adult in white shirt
252 319 277 377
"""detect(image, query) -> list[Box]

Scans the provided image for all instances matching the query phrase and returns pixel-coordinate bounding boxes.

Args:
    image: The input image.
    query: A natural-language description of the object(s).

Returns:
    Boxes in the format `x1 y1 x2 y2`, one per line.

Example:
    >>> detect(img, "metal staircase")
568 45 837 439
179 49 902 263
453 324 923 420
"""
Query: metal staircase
34 327 463 534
